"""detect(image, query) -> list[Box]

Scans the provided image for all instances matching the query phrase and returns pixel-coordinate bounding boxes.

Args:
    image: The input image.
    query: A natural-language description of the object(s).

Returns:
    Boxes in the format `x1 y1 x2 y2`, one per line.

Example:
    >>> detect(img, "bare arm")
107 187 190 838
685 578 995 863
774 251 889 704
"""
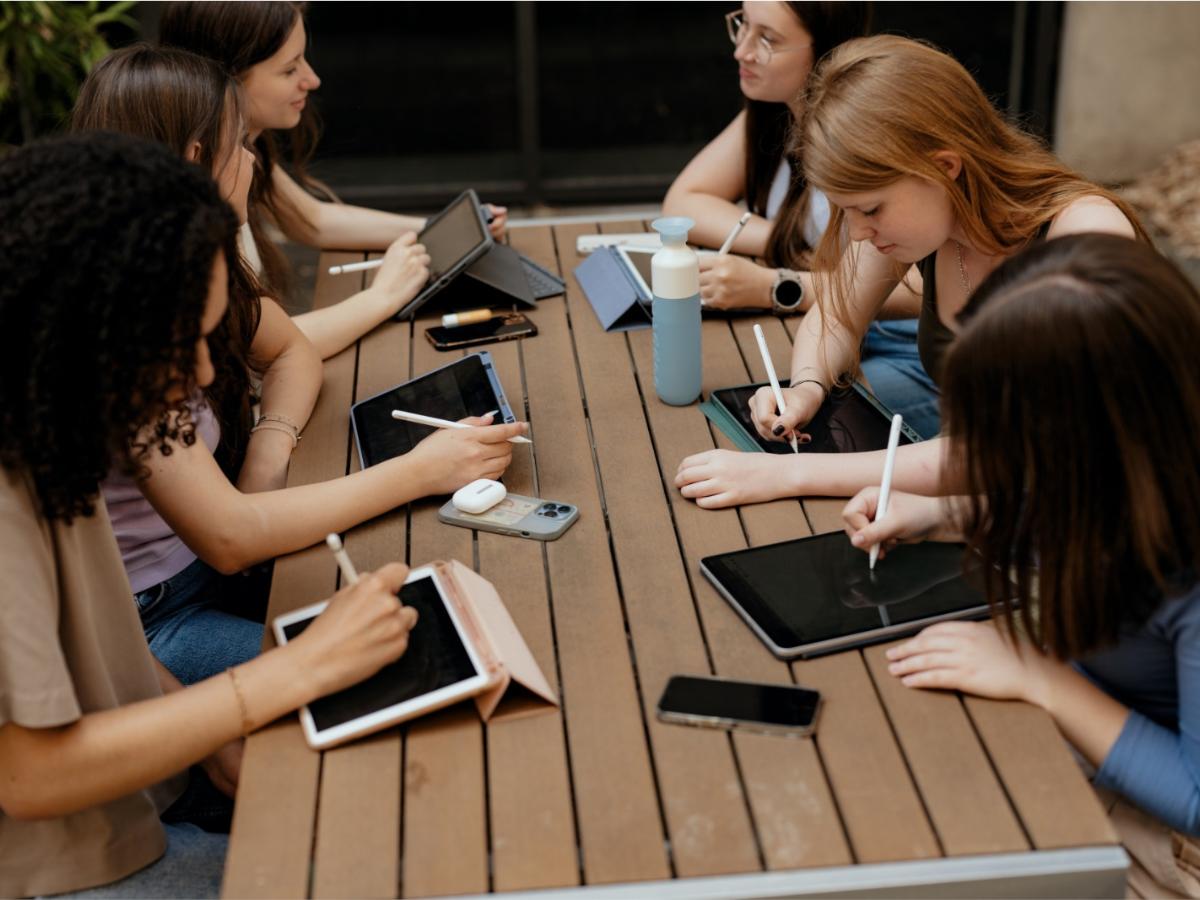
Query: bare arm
238 298 323 494
139 417 526 574
0 565 416 820
291 233 431 360
663 112 772 256
270 166 425 251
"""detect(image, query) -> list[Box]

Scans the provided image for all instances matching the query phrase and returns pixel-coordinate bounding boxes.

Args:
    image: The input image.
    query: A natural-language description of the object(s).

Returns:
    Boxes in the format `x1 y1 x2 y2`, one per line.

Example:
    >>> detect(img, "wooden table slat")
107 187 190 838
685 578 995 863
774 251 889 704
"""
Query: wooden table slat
561 222 763 878
223 250 366 900
863 642 1030 856
311 284 410 900
505 224 671 885
401 331 489 898
479 234 581 893
966 695 1119 849
627 322 852 871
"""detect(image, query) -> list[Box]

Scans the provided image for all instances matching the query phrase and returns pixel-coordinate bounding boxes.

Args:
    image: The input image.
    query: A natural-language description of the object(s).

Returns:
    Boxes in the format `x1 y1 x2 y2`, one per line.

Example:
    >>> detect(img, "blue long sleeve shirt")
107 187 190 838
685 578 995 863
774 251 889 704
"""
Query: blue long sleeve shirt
1078 584 1200 835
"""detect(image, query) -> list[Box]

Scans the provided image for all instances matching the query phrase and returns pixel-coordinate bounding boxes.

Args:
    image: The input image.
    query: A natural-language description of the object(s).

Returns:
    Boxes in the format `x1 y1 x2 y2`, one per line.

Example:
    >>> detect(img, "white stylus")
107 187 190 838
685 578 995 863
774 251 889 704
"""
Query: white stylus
325 533 360 585
752 323 798 453
869 414 904 570
717 211 752 255
390 409 532 444
327 259 385 275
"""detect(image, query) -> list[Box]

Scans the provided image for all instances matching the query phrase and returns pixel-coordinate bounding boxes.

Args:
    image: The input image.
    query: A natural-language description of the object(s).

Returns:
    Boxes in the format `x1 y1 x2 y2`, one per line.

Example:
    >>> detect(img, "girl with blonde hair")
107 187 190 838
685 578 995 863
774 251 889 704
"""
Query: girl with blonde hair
676 34 1146 509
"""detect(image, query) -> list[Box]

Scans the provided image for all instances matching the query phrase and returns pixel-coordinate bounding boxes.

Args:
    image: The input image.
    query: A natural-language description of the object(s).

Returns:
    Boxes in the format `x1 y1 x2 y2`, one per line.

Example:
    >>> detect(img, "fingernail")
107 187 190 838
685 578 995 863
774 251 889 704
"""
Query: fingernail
798 433 812 444
772 424 785 436
885 647 897 658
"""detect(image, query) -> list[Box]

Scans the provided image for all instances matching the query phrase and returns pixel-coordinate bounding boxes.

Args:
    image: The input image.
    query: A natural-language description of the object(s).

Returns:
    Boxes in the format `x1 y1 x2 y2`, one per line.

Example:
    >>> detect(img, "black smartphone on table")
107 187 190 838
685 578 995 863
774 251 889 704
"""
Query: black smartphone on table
425 313 537 351
656 675 821 737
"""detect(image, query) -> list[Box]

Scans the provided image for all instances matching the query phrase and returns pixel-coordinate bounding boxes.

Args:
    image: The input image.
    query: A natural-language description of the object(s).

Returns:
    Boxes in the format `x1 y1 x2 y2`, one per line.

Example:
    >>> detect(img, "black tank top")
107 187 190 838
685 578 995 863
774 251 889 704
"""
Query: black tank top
915 223 1052 385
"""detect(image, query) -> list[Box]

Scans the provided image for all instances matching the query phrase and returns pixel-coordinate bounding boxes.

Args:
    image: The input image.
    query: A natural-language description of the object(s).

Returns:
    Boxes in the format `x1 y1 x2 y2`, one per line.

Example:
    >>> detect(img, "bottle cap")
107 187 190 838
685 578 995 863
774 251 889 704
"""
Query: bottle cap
651 217 694 245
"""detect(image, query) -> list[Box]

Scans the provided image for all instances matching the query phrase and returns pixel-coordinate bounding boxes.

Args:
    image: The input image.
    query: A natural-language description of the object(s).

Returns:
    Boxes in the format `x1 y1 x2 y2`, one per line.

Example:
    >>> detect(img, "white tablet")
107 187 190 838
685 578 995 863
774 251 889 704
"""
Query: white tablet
272 565 493 749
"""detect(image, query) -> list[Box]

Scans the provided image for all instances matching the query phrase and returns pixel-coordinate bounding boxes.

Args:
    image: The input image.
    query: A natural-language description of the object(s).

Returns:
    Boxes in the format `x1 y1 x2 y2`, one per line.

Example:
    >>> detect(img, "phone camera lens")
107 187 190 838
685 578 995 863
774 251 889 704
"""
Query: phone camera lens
556 504 572 513
541 509 559 518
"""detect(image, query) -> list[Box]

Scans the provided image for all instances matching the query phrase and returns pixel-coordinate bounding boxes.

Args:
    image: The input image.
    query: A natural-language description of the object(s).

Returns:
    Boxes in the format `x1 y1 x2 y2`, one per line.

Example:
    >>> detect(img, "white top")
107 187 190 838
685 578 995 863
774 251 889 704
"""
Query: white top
238 221 263 276
764 158 831 249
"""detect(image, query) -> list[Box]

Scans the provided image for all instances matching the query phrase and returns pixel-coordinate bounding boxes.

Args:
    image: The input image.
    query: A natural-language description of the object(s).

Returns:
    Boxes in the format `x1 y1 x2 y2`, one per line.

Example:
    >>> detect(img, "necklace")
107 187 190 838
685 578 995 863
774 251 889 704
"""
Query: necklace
954 241 973 297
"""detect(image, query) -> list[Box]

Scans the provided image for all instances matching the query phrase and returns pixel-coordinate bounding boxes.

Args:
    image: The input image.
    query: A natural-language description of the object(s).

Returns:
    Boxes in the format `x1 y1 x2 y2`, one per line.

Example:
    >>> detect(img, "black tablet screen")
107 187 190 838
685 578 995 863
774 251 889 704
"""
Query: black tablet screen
353 355 505 468
712 383 914 454
422 194 488 282
282 575 480 733
703 533 988 655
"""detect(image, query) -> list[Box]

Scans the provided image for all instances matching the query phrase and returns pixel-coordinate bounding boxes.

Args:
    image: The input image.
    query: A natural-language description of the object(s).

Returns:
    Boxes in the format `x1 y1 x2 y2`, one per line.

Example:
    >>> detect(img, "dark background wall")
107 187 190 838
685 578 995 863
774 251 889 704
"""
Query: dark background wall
139 1 1062 214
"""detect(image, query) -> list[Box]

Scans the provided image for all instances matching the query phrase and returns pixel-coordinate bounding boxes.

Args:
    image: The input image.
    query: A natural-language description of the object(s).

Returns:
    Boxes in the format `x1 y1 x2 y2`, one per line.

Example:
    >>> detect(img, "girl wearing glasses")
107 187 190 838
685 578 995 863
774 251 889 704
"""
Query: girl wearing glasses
664 4 933 437
676 35 1145 509
843 234 1200 893
158 2 507 359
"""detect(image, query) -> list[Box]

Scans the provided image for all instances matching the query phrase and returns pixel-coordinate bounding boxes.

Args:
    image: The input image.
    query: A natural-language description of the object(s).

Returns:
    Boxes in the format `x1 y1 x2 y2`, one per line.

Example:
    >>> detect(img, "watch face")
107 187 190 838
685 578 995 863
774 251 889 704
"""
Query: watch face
774 277 803 308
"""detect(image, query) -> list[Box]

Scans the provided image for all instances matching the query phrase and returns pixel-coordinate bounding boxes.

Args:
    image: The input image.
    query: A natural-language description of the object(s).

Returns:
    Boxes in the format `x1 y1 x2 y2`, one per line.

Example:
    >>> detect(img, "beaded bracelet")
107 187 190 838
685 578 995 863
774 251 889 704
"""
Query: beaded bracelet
251 412 302 447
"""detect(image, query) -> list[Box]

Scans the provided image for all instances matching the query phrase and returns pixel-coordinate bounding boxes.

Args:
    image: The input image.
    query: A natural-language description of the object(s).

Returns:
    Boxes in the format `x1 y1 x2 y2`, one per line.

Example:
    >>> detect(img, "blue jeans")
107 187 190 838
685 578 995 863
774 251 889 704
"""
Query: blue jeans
136 558 264 686
861 319 941 439
49 823 227 899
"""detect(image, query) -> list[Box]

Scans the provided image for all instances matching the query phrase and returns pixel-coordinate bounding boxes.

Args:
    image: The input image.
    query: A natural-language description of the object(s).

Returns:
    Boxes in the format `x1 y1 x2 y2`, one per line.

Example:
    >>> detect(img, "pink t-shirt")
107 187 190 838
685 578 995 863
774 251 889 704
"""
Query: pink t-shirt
102 400 220 593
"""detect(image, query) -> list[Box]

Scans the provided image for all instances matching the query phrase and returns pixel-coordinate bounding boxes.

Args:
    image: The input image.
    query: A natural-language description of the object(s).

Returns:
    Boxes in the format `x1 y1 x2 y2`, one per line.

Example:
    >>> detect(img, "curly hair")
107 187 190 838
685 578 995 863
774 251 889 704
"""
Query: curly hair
0 132 239 522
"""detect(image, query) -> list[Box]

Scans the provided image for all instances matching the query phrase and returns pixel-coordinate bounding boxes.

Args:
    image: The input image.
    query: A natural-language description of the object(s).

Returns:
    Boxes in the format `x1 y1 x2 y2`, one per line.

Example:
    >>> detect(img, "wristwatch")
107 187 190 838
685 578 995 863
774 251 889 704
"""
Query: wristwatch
771 268 805 314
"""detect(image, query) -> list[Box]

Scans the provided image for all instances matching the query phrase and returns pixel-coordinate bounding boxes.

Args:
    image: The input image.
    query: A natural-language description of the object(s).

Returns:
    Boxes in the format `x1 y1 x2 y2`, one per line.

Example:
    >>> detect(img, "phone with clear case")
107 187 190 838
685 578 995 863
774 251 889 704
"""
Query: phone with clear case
437 493 578 541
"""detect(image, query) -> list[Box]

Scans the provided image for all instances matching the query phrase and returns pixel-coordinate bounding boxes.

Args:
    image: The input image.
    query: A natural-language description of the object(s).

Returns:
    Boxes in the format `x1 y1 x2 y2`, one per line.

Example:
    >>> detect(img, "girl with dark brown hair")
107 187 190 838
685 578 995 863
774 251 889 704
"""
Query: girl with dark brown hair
844 234 1200 890
72 45 525 691
158 1 505 359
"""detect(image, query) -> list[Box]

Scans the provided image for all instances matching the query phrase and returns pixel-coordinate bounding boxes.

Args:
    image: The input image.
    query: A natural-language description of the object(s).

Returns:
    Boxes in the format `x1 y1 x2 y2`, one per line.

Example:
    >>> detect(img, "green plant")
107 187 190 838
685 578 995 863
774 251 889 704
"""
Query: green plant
0 1 138 145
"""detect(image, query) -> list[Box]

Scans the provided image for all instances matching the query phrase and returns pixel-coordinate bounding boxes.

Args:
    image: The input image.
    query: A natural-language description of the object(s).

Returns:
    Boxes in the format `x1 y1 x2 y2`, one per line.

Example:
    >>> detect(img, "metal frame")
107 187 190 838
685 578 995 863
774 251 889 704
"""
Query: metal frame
453 847 1128 900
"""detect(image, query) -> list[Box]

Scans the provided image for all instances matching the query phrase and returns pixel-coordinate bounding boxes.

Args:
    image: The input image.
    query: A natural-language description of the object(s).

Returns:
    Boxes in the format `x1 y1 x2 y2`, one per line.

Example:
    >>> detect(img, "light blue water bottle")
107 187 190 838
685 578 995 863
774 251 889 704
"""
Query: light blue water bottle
651 217 702 405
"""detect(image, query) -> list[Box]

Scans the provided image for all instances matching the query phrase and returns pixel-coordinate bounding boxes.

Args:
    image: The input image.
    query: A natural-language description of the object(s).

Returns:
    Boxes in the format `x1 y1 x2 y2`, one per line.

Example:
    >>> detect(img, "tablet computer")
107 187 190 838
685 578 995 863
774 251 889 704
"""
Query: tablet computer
350 351 518 470
273 565 495 749
395 189 494 320
711 381 922 454
701 533 990 658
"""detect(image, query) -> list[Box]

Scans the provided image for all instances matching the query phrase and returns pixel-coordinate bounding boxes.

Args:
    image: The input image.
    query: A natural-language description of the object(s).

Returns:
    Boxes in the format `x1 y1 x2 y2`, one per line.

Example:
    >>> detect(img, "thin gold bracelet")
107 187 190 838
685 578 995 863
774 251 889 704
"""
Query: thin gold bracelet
250 419 300 447
227 667 253 736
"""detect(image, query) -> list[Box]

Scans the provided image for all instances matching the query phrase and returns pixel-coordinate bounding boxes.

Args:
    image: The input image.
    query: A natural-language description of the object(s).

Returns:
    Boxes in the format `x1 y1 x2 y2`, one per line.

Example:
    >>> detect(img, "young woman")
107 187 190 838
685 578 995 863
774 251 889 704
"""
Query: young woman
72 45 524 687
843 234 1200 893
662 4 928 432
0 131 418 898
676 34 1146 508
157 1 509 359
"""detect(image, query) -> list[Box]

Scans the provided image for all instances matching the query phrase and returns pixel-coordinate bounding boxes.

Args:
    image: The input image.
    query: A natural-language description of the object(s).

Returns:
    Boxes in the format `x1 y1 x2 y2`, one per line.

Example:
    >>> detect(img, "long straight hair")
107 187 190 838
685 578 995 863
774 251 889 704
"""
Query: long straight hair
743 2 870 268
71 44 264 475
941 234 1200 659
159 1 323 301
796 35 1148 382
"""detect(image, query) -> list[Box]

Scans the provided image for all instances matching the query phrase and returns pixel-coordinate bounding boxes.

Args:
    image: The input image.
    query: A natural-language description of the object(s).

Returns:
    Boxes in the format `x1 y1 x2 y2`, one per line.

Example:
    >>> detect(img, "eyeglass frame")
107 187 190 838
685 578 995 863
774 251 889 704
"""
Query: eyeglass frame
724 9 812 65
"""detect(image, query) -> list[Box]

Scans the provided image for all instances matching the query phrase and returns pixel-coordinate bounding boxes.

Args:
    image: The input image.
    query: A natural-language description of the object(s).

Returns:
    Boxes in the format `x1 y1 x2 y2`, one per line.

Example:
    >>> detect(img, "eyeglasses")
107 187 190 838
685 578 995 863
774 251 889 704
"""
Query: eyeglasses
724 9 811 65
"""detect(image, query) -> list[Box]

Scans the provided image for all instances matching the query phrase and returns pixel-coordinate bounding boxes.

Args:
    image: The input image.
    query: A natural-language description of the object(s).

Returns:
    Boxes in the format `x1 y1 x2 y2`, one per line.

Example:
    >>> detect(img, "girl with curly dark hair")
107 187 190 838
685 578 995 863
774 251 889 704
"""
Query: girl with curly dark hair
0 131 418 898
71 45 525 689
157 1 491 358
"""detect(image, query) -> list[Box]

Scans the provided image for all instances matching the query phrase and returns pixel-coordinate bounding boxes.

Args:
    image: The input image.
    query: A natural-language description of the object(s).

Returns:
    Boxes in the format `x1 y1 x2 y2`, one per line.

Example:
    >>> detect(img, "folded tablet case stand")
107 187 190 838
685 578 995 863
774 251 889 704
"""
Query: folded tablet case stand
402 243 538 320
573 246 653 332
435 559 558 721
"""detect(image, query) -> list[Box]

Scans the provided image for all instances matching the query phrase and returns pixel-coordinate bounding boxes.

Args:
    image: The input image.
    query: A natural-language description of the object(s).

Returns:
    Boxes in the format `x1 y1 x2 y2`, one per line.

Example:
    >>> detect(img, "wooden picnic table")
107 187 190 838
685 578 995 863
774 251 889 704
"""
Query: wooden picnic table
221 218 1127 899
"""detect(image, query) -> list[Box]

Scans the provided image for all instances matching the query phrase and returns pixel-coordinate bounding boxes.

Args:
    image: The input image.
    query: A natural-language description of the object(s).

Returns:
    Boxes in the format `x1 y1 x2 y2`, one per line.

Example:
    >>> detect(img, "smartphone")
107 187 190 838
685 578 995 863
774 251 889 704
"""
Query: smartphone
437 493 578 541
425 313 537 351
656 675 821 737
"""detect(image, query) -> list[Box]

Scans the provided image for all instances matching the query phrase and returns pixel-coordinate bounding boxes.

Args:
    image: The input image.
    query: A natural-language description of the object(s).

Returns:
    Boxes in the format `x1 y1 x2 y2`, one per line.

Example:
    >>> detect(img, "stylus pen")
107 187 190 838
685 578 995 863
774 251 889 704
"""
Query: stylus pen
869 414 905 571
325 533 360 585
327 258 385 276
390 409 532 444
717 211 753 256
752 323 798 454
